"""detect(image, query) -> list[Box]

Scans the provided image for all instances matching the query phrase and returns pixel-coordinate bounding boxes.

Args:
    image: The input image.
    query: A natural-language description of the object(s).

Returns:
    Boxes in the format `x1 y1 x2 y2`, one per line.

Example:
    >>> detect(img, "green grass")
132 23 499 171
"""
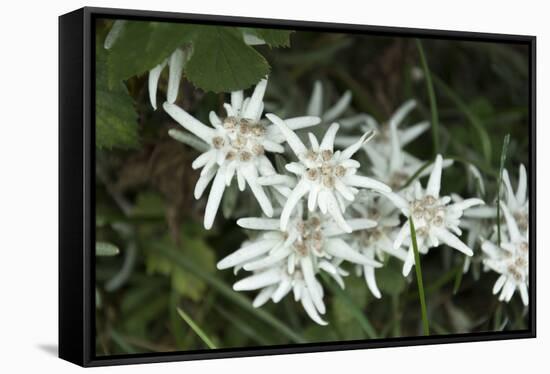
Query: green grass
177 307 217 349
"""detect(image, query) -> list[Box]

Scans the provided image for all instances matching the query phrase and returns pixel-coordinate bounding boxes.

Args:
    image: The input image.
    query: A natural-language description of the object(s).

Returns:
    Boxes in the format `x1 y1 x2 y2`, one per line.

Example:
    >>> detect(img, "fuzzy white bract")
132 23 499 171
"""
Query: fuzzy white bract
217 207 381 325
502 164 529 233
481 203 529 306
164 78 321 229
148 49 190 110
264 114 391 233
387 155 485 276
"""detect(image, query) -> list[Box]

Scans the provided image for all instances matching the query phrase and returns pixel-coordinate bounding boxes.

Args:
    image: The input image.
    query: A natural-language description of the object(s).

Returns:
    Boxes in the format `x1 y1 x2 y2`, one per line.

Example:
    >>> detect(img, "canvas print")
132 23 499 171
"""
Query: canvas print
94 17 531 356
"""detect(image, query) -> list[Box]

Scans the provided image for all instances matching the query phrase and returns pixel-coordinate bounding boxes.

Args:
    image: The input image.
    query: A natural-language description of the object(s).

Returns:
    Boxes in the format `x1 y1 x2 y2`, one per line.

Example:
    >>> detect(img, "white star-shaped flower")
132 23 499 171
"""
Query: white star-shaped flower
386 155 485 276
264 114 391 233
164 78 321 229
336 99 429 161
481 202 529 306
217 207 381 325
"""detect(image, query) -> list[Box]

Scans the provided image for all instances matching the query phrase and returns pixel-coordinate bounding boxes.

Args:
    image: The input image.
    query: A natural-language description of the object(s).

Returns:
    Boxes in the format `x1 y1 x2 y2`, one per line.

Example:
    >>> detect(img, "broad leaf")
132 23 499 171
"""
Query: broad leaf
185 27 269 93
106 21 196 85
96 42 139 149
254 28 293 47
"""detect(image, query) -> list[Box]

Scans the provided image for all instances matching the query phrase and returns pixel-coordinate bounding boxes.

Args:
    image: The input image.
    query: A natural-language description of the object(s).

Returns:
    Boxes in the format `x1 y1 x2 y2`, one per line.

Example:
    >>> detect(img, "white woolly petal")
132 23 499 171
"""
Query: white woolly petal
517 164 528 206
432 227 473 256
307 81 323 117
272 277 293 303
301 257 325 314
324 218 377 237
308 184 320 212
231 91 244 112
341 130 375 160
192 150 215 170
400 121 430 146
300 289 328 326
217 239 279 269
204 168 226 229
493 274 507 294
163 103 215 142
325 238 382 267
402 246 415 276
308 133 320 151
257 174 296 187
194 167 216 199
243 78 268 120
167 49 185 104
285 116 321 131
519 283 529 306
242 166 273 217
252 286 276 308
148 62 165 110
233 268 281 291
244 247 292 271
237 218 281 231
450 198 485 213
280 179 310 231
502 169 518 210
364 266 381 299
500 202 521 243
389 99 416 128
285 162 306 175
319 123 340 151
323 91 352 124
426 154 443 198
266 113 307 156
262 139 285 153
344 174 391 193
326 191 352 233
209 111 222 127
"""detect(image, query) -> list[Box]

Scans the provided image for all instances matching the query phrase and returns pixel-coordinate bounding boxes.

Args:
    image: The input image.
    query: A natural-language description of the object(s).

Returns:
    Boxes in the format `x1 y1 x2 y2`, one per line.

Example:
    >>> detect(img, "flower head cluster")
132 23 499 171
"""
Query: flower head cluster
479 164 529 306
387 155 485 276
482 203 529 305
264 115 391 233
164 79 320 229
217 204 381 325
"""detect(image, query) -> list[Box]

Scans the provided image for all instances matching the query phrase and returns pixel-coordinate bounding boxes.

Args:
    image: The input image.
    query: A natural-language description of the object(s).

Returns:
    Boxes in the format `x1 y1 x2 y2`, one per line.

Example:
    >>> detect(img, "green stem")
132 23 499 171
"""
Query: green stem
177 307 217 349
416 39 440 156
496 134 511 247
409 218 430 336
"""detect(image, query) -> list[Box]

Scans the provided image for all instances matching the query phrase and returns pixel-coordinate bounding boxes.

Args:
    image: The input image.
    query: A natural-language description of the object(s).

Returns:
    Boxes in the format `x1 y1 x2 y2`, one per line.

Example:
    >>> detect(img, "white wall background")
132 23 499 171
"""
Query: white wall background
0 0 546 372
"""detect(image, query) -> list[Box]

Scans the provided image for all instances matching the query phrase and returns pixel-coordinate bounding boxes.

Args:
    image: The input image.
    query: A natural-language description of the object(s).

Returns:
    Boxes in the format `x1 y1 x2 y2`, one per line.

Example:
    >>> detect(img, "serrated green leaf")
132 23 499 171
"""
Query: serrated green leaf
96 241 120 256
247 28 293 47
185 27 269 93
106 21 196 84
96 42 139 149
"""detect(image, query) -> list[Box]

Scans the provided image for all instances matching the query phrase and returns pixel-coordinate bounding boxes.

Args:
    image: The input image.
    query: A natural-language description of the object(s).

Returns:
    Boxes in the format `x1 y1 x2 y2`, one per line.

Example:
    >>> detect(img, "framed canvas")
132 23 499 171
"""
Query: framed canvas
59 6 536 367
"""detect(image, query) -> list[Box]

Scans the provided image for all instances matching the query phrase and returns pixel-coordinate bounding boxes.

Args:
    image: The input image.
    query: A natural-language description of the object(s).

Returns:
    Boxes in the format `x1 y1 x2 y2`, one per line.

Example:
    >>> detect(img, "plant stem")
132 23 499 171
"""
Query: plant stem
416 39 440 156
177 307 217 349
409 218 430 336
496 134 511 247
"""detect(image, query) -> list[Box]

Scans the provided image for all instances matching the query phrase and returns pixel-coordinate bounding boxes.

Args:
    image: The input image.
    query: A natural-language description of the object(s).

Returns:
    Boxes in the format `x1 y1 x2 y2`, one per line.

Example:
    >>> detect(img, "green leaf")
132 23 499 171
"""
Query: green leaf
185 27 269 93
497 134 511 246
96 241 120 256
249 28 293 47
106 21 195 84
96 42 139 149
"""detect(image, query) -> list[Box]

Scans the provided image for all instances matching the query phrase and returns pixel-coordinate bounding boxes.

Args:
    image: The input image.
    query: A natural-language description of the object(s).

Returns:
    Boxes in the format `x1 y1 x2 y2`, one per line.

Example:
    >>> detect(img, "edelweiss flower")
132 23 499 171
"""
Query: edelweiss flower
149 49 190 110
481 202 529 306
387 155 485 276
164 78 321 229
306 81 353 125
502 164 529 233
264 114 391 233
336 99 429 161
217 207 381 325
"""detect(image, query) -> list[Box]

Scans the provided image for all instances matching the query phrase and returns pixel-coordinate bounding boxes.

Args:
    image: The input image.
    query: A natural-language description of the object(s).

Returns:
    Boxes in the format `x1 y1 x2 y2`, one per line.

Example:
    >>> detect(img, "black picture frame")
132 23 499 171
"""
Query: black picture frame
59 6 536 367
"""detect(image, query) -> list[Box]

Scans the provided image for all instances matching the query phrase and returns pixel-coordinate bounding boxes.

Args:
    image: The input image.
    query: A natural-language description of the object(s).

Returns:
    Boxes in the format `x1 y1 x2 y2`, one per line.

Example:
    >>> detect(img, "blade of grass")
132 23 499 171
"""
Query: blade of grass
153 243 306 344
415 39 440 156
431 74 492 163
177 307 217 349
496 134 511 246
409 218 430 336
321 273 378 339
